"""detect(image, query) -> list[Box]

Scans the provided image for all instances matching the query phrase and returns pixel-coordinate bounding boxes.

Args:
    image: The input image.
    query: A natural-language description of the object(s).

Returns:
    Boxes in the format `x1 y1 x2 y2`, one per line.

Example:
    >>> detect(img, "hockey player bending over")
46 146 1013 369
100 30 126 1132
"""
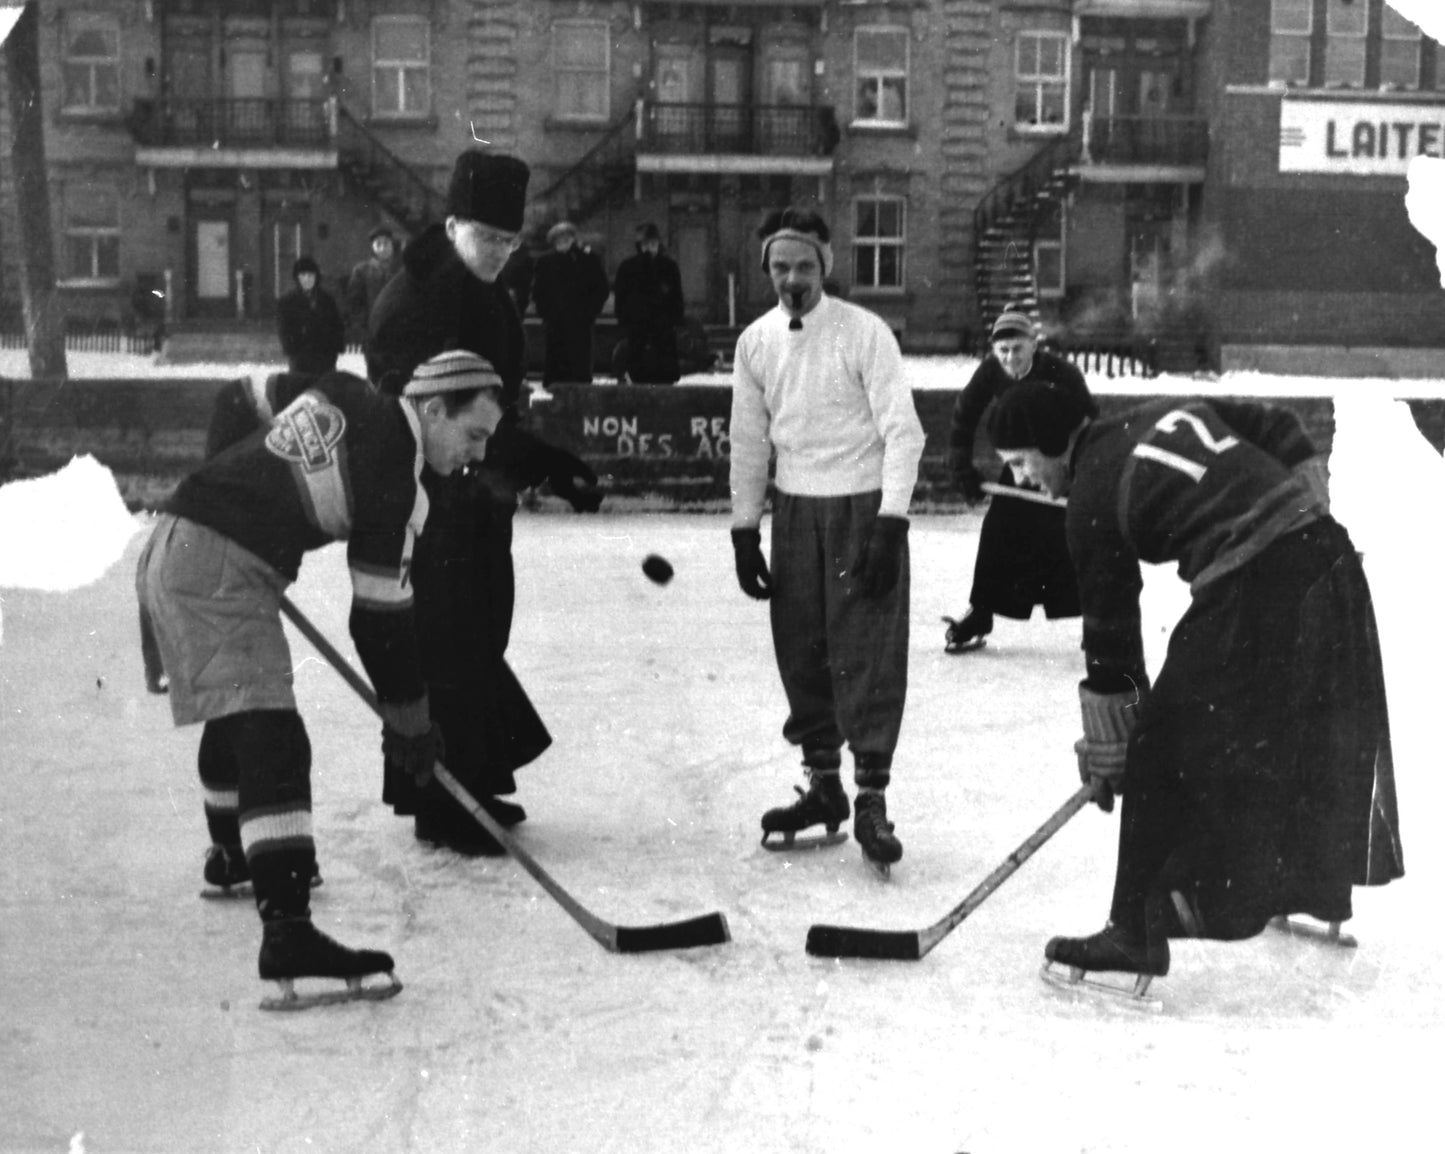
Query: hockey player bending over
729 206 926 873
985 382 1404 998
135 351 505 1009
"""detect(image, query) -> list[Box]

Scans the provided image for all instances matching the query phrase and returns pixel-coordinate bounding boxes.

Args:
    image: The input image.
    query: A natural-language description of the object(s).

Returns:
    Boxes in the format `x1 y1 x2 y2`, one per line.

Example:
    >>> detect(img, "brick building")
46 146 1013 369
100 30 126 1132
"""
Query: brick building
0 1 1440 369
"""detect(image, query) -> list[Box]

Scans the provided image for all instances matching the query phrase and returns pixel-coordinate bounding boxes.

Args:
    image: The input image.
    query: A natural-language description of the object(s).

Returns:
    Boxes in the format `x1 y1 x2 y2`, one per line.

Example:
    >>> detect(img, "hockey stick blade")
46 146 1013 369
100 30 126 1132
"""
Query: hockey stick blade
805 784 1096 960
278 596 731 955
980 481 1068 509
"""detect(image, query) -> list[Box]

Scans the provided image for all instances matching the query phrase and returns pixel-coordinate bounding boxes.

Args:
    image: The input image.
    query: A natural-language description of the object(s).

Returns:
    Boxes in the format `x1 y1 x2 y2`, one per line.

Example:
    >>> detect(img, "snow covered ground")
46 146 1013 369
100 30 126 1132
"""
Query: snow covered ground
2 357 1444 1154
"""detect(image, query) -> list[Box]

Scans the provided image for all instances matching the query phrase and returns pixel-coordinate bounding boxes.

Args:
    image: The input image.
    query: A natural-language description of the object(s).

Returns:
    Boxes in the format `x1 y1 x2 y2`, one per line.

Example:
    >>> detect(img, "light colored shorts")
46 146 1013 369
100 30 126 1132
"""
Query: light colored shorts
135 514 296 726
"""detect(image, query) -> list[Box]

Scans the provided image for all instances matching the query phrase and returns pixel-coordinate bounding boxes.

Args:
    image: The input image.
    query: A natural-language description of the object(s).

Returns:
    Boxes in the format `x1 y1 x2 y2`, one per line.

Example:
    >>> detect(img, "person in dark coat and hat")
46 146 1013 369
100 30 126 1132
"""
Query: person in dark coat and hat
941 308 1096 653
984 382 1404 995
612 222 685 385
531 220 611 385
367 150 604 855
344 225 400 351
277 256 346 376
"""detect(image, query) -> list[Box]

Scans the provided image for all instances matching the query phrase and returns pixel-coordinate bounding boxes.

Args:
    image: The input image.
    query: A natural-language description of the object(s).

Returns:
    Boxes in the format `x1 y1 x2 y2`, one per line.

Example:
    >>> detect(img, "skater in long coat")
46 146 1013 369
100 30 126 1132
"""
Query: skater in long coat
985 382 1404 985
943 310 1096 652
531 221 611 385
367 150 603 855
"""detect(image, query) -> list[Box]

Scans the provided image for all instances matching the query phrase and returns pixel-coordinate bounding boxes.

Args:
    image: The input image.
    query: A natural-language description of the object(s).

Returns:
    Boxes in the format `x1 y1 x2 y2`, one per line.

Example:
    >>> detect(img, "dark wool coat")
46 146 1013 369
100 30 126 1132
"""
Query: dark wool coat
612 248 685 384
1068 399 1404 943
531 244 610 384
365 224 552 816
276 284 346 375
949 349 1097 618
343 253 400 343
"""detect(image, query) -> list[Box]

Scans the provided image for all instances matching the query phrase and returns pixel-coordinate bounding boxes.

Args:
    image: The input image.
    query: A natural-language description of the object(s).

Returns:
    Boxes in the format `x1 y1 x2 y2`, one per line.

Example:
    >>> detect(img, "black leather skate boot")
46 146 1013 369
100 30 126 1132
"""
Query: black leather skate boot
943 608 993 653
853 790 903 871
760 768 851 850
203 843 250 891
1043 922 1170 977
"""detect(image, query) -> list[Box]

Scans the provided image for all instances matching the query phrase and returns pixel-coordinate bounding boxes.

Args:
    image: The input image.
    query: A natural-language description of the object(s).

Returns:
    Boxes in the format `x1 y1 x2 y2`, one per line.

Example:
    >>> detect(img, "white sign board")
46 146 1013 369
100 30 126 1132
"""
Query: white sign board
1280 99 1445 175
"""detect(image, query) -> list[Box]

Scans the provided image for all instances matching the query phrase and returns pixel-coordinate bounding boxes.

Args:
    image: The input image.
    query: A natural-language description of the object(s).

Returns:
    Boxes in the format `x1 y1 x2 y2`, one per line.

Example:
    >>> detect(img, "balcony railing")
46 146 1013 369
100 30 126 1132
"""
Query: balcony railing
1080 114 1208 168
639 102 839 157
128 98 334 149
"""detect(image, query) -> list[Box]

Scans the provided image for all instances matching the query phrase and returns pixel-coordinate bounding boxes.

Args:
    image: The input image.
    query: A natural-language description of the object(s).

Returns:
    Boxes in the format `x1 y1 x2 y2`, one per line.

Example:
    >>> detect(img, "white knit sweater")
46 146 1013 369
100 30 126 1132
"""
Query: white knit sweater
729 294 925 528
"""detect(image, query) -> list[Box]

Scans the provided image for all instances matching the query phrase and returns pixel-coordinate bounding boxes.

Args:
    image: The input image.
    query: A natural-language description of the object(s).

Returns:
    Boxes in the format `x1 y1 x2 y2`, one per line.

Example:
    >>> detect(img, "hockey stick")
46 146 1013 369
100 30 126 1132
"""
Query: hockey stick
805 783 1096 960
981 481 1068 509
278 594 730 954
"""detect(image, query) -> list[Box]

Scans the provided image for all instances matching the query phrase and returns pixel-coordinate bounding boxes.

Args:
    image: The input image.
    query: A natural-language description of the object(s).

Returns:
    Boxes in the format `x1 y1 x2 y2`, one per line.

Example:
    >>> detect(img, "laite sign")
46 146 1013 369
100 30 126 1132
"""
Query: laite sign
1279 99 1445 175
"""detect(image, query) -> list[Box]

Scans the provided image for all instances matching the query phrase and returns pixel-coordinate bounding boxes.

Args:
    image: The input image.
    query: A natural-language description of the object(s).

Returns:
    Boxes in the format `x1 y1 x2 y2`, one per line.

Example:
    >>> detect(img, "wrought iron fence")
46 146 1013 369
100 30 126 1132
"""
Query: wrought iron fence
1081 115 1209 167
639 102 839 156
0 329 159 357
128 98 332 148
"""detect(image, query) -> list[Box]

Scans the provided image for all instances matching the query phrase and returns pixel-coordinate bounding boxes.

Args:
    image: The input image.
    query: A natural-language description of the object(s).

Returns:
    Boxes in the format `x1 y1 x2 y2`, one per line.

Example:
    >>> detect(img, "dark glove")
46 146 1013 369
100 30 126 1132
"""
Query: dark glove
731 528 773 600
546 446 603 513
382 721 445 788
953 462 984 505
854 515 909 600
1076 682 1147 812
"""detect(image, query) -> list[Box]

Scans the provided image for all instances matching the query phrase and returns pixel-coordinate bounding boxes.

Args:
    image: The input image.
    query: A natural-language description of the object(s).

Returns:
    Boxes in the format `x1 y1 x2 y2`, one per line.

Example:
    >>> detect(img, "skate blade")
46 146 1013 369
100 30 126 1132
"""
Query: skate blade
1039 961 1163 1011
862 852 898 879
199 883 253 901
260 972 403 1012
1268 915 1358 949
760 829 849 853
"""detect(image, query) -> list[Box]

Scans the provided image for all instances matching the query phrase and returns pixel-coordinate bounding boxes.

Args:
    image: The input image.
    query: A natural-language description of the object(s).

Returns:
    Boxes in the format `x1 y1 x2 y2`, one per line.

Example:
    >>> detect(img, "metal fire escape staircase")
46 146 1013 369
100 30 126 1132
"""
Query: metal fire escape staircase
521 105 639 242
972 136 1080 337
334 104 638 243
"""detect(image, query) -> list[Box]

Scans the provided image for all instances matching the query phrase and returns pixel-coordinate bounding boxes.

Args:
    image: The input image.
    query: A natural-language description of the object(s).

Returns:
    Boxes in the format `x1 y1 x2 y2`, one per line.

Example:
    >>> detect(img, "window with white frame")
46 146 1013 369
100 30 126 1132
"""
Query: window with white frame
372 16 431 118
62 13 120 112
1015 31 1068 130
553 20 610 121
853 197 905 291
1035 238 1064 300
1380 6 1422 91
1268 0 1312 86
854 28 908 125
1323 0 1367 88
63 185 121 283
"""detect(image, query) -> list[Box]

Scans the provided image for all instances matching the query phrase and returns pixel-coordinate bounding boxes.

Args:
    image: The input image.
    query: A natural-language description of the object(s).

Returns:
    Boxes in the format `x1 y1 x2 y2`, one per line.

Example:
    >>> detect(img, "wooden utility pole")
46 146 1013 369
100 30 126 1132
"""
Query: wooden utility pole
3 2 66 379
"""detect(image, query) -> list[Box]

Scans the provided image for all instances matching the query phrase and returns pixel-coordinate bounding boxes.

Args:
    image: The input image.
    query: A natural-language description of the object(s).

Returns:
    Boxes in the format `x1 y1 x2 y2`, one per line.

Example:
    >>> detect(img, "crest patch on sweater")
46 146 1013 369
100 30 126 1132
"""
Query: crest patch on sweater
266 397 346 473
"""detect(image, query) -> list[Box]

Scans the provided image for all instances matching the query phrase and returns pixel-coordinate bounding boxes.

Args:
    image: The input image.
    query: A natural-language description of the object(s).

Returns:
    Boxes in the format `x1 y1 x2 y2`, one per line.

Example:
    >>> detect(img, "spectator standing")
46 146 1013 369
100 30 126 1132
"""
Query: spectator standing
612 222 685 385
366 150 602 856
344 226 400 350
276 256 345 376
729 207 926 874
532 221 610 385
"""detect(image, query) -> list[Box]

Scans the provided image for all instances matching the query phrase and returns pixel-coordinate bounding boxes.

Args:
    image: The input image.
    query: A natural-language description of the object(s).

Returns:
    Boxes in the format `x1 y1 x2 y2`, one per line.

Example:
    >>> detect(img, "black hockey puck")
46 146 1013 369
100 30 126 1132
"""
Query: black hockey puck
641 554 674 585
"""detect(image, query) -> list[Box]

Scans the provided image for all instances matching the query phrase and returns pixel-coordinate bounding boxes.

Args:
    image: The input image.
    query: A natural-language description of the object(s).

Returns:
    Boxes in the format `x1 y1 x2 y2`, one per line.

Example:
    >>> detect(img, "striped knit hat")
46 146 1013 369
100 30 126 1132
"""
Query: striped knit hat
403 350 504 398
990 310 1037 341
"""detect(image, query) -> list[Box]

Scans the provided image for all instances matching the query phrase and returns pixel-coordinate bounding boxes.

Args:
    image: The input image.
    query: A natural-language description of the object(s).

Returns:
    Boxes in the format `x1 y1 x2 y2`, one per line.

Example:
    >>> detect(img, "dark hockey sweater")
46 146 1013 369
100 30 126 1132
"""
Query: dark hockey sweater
168 371 428 707
1067 398 1326 682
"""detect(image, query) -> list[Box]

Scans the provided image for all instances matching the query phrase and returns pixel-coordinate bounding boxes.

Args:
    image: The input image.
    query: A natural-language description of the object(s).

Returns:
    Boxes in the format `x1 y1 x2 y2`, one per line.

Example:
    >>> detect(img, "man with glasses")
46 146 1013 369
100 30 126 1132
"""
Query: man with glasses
367 150 602 856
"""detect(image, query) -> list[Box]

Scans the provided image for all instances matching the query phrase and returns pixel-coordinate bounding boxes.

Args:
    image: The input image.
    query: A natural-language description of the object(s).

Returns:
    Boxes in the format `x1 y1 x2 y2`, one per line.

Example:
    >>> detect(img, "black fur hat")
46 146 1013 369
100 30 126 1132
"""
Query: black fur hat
445 151 530 232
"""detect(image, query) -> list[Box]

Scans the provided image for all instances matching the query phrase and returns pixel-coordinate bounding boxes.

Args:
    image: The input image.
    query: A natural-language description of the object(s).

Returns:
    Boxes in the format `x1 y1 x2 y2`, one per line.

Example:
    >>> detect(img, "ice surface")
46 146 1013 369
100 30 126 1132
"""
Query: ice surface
1 377 1442 1152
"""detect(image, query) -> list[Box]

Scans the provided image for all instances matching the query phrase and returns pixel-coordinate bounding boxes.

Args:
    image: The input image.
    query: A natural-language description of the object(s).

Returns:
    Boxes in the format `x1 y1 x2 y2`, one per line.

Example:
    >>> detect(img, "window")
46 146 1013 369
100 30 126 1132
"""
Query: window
1380 7 1422 90
1015 31 1068 130
554 21 610 121
62 14 120 112
372 16 430 118
1268 0 1312 86
853 197 905 291
64 186 121 284
1323 0 1367 88
854 28 908 125
1035 239 1064 300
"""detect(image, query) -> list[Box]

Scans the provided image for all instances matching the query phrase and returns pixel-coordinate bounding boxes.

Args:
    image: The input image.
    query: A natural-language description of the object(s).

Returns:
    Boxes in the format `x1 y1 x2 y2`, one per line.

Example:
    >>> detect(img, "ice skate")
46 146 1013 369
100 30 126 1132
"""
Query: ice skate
414 808 506 857
760 770 850 851
257 916 402 1011
200 845 322 900
1040 923 1168 1008
942 609 992 654
1268 914 1358 949
852 791 903 876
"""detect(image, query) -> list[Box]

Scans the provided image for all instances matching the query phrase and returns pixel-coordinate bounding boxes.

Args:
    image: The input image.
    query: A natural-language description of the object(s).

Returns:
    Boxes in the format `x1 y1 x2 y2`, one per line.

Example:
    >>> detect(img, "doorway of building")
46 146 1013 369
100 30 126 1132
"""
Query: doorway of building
189 216 234 318
672 218 713 324
261 211 310 315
